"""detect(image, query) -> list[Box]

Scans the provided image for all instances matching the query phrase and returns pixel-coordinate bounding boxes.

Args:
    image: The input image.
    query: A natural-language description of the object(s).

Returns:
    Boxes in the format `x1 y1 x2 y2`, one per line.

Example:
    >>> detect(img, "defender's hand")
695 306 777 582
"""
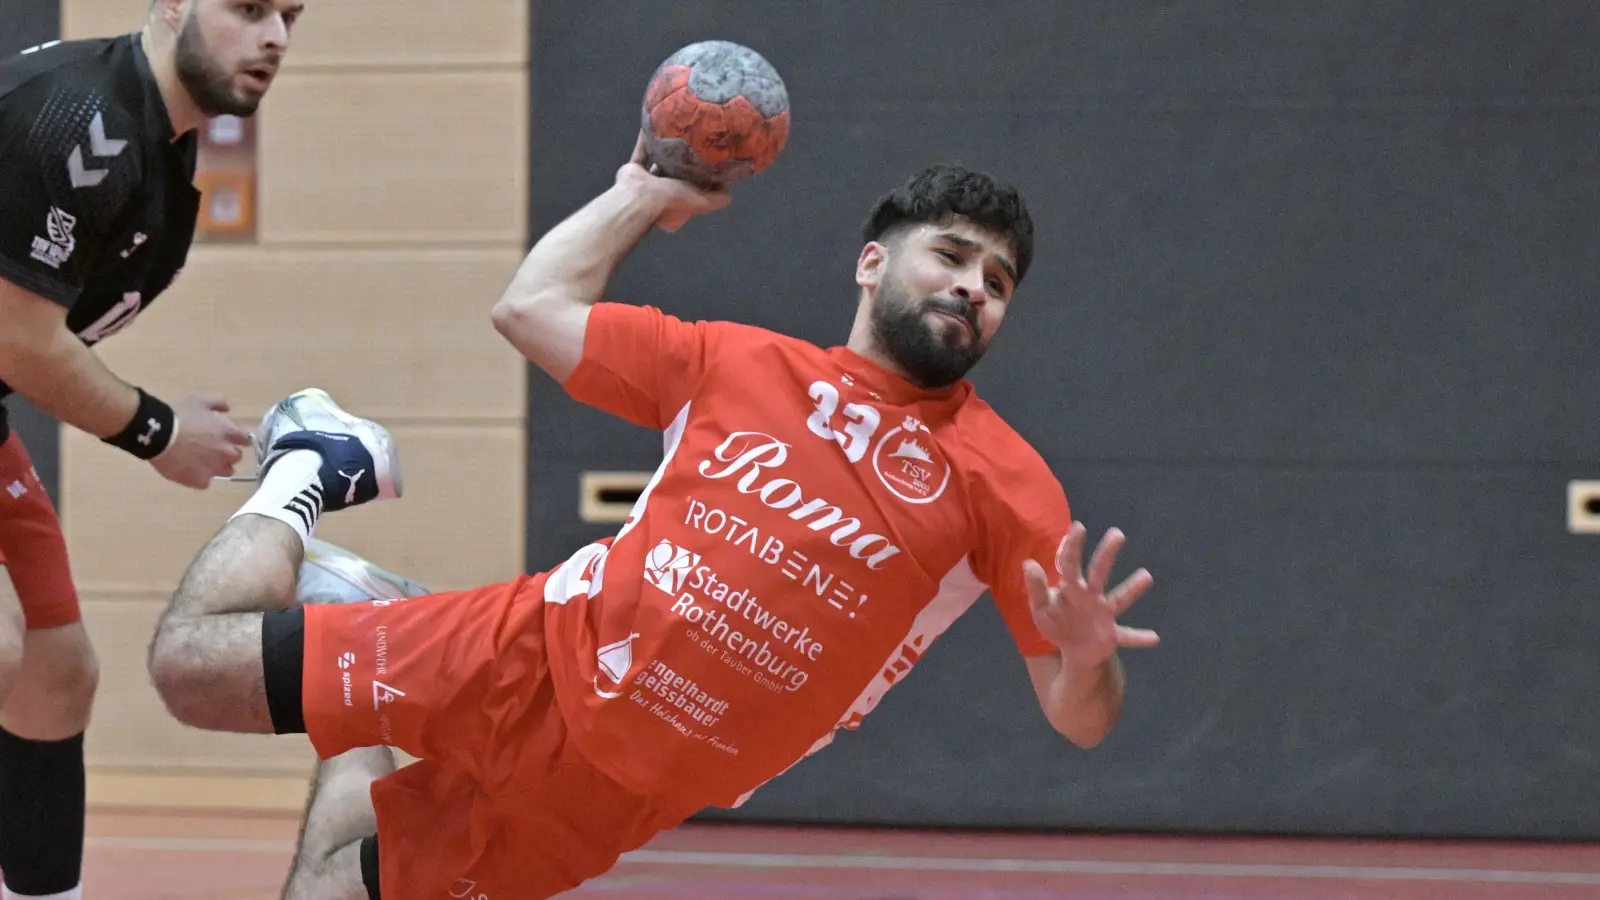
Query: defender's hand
150 393 251 489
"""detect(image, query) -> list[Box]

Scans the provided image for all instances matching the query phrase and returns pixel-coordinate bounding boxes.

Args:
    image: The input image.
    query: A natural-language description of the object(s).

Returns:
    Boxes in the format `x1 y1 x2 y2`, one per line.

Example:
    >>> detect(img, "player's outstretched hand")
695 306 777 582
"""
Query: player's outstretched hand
150 393 251 489
616 130 731 233
1022 522 1159 670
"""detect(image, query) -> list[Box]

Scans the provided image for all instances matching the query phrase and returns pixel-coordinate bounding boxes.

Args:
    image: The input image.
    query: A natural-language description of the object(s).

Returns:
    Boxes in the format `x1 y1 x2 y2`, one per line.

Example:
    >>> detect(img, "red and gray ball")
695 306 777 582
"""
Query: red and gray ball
641 40 791 189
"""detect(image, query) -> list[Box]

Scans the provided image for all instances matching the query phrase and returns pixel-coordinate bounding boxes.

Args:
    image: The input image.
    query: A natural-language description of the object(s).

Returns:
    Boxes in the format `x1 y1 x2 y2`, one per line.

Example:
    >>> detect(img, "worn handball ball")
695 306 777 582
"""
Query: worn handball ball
640 40 790 189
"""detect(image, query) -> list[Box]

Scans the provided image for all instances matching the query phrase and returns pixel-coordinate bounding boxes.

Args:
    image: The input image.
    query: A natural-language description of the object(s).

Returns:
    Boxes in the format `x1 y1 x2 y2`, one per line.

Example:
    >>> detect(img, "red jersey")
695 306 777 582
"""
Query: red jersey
543 302 1068 808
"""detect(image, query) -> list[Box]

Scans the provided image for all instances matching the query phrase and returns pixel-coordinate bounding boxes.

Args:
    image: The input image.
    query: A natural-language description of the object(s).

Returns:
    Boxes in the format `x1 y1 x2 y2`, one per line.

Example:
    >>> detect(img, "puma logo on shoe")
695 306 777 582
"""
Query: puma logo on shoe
338 469 364 505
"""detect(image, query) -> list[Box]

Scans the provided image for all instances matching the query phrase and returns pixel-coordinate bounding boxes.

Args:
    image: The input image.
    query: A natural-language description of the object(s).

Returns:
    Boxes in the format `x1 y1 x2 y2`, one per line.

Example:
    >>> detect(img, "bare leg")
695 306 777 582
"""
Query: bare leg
0 622 100 899
0 578 28 714
146 514 303 733
283 746 394 900
2 622 99 740
151 390 403 735
0 575 92 900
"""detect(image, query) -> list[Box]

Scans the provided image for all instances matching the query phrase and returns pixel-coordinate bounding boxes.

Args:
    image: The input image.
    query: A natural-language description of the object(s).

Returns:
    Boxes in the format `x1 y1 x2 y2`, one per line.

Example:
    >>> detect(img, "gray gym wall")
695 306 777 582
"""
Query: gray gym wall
526 2 1600 838
0 0 62 506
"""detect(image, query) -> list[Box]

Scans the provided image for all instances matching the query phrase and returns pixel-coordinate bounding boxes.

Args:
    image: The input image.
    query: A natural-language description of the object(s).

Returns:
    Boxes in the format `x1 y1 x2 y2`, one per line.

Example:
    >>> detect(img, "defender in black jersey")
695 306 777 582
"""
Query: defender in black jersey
0 3 302 897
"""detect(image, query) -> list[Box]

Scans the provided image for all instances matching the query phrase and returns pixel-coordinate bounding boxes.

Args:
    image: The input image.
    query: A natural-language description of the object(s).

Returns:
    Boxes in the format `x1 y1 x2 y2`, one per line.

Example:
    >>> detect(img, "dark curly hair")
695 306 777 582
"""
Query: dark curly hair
861 165 1034 285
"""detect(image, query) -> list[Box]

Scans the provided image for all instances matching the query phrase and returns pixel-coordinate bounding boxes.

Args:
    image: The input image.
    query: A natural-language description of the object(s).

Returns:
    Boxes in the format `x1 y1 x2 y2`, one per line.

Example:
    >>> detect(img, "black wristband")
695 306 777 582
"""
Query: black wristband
102 388 177 460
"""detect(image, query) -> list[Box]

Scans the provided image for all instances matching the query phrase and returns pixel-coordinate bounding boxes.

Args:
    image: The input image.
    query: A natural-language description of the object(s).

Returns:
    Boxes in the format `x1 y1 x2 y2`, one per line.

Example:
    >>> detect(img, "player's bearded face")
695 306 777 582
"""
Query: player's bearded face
174 8 279 118
869 259 990 390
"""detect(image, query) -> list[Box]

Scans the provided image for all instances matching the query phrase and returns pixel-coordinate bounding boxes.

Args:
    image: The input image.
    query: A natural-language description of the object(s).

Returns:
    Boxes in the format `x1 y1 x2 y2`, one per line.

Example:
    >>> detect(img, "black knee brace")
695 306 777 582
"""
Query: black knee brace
261 605 307 734
361 834 382 900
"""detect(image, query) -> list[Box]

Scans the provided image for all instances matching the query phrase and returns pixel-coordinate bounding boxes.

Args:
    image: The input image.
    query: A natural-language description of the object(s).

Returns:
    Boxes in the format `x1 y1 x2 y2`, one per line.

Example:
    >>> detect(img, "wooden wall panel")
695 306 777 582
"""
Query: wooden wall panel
63 0 528 67
59 0 140 40
268 0 528 68
60 0 531 799
258 72 527 244
62 423 526 594
88 246 527 421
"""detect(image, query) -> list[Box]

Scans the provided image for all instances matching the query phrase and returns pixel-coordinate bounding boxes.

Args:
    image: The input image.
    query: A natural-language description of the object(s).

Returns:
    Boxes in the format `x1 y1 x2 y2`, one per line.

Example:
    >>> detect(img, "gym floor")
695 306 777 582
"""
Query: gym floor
86 809 1600 898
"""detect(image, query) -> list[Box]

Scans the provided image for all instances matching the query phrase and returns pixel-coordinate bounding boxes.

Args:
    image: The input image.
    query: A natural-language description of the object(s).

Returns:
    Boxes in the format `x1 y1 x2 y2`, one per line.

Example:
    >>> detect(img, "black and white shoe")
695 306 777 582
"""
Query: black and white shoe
253 388 403 512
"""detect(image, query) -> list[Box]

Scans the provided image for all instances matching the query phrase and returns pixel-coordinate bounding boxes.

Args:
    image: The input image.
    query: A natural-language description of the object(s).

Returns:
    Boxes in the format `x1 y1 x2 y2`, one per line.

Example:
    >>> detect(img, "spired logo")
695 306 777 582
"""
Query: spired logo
697 431 901 570
872 416 952 504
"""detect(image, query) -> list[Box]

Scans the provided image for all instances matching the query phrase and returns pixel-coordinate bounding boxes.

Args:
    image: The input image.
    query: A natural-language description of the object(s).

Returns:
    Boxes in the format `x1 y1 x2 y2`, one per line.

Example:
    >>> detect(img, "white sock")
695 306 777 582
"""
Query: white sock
4 887 82 900
229 450 325 545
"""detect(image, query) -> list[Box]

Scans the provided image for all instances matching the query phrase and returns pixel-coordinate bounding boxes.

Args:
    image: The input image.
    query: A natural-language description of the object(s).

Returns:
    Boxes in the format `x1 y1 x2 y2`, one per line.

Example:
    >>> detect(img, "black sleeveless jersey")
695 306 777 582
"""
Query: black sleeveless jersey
0 34 201 441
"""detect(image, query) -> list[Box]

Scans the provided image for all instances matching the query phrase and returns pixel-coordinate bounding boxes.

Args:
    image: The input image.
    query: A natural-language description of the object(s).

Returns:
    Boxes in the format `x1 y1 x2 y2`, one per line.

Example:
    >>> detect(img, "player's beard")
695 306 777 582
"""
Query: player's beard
174 14 262 118
869 268 987 390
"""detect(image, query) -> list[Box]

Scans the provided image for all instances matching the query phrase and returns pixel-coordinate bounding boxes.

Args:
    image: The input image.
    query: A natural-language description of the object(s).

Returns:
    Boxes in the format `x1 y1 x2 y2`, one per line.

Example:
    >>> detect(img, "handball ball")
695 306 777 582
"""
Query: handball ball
640 40 790 189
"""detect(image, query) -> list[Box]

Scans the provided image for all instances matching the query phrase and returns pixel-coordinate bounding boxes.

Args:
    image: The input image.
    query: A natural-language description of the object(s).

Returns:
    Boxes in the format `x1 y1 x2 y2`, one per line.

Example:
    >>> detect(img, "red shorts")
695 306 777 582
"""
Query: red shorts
302 576 695 900
0 434 80 629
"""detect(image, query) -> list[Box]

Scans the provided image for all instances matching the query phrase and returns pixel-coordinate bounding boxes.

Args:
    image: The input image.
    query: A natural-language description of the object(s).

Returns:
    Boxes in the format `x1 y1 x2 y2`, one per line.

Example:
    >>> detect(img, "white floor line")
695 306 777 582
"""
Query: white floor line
85 836 1600 886
617 849 1600 886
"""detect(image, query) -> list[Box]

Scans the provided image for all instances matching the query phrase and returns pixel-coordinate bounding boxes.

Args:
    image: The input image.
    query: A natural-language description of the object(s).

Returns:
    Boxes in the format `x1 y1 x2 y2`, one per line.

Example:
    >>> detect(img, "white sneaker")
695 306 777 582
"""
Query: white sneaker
298 538 430 604
253 388 403 511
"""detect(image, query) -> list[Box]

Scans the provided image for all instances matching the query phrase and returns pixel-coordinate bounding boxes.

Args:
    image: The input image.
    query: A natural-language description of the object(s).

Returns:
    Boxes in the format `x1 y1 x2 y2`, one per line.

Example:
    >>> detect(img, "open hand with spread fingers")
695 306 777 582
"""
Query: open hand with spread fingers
1022 522 1159 669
